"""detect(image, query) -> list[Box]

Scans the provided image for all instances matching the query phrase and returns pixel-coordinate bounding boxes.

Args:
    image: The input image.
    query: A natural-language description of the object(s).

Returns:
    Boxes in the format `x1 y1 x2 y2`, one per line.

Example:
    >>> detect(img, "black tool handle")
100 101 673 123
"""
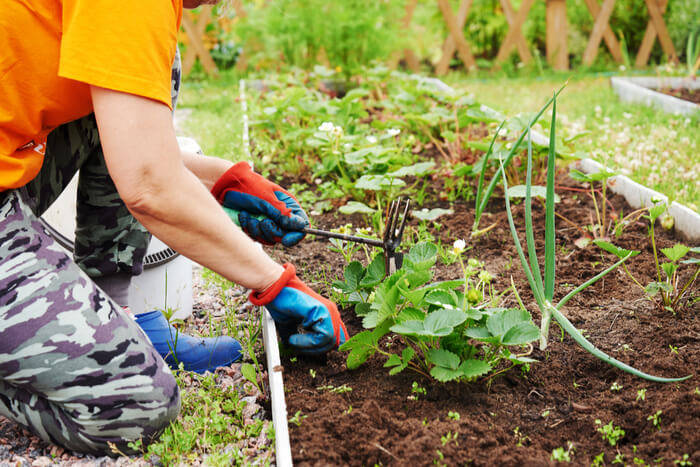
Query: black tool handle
302 227 384 248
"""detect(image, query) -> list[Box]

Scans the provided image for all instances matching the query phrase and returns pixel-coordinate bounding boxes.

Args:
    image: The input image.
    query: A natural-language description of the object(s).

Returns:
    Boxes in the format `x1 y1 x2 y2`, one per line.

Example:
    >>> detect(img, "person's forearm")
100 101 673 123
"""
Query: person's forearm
91 85 282 290
180 149 233 191
126 163 283 291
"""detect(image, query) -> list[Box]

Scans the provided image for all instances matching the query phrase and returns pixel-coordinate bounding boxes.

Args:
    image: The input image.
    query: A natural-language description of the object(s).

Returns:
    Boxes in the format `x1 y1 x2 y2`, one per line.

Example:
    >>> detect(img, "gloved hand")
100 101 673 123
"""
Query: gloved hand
249 263 348 354
211 162 309 246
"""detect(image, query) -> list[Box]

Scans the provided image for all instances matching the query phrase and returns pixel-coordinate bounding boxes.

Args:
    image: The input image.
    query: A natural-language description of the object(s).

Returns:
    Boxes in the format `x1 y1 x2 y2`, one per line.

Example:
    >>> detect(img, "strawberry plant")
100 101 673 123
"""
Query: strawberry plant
595 204 699 313
569 167 618 240
336 242 539 382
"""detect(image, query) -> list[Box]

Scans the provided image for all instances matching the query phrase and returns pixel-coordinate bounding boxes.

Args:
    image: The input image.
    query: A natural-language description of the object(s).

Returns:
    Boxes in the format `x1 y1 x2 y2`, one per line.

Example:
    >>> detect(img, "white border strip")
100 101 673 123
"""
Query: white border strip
573 158 700 242
239 79 293 466
262 310 293 467
240 79 251 159
611 77 699 116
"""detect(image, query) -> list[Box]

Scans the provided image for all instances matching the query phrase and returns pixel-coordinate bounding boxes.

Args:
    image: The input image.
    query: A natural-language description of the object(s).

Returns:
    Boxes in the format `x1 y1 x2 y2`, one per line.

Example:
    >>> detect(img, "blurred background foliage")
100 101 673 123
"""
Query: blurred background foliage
179 0 700 75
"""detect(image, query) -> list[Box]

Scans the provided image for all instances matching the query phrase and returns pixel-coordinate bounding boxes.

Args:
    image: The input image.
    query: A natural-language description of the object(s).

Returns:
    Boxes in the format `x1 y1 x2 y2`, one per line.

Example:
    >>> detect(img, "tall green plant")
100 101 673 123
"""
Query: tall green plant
472 85 566 235
499 93 690 383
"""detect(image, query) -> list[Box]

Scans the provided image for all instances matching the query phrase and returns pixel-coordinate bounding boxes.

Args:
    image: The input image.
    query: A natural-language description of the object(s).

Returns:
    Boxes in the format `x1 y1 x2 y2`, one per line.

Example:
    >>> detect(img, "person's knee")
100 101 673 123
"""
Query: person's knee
77 364 181 455
146 369 181 433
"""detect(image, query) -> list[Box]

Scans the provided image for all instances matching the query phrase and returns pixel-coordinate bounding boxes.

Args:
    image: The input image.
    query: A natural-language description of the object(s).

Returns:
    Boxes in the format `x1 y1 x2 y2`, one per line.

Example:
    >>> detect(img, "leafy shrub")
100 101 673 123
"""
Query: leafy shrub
236 0 402 75
190 0 700 72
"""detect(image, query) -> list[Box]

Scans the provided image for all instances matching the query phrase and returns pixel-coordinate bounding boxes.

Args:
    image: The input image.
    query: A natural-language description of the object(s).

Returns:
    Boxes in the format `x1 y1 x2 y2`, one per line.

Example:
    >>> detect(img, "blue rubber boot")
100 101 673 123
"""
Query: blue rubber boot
135 310 242 374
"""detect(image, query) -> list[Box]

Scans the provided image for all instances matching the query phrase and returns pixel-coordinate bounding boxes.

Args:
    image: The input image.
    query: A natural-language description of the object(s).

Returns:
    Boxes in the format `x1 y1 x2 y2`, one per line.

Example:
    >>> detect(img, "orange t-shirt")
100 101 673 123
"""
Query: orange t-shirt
0 0 183 191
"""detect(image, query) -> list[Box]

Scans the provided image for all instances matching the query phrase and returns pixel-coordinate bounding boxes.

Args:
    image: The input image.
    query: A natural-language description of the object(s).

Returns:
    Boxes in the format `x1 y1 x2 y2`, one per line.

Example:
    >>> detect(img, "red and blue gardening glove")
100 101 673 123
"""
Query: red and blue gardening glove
211 162 309 246
249 264 349 355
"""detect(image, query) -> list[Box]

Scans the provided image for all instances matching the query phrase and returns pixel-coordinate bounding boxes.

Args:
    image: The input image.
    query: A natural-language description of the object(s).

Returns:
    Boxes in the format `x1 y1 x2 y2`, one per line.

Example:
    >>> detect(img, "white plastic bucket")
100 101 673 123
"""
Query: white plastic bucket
40 137 200 320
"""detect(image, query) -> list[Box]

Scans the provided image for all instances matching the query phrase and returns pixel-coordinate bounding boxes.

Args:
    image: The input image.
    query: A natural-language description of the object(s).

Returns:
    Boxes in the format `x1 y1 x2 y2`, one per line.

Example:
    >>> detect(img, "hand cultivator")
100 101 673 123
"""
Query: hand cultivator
304 197 411 275
225 198 411 275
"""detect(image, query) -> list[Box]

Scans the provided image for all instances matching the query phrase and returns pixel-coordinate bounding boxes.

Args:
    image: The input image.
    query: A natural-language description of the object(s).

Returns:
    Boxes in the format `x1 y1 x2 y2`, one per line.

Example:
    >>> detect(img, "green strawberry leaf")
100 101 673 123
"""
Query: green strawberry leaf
426 348 460 370
405 242 438 271
459 359 492 379
354 302 371 316
424 290 458 308
507 185 560 203
340 330 375 370
386 347 416 375
594 240 641 260
502 321 540 346
464 326 491 339
645 281 673 296
390 320 425 336
648 203 666 222
411 208 453 221
430 366 463 382
486 308 533 338
355 174 405 191
374 272 405 323
661 262 678 279
396 307 425 323
423 309 468 336
661 244 690 262
383 354 401 368
359 254 385 288
339 201 375 215
387 161 435 177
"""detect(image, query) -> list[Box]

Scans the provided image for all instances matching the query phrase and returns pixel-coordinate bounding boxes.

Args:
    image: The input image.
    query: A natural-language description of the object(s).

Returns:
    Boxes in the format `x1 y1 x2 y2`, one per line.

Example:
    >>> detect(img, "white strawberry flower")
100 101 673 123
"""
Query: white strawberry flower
452 239 466 255
318 121 335 132
331 125 344 138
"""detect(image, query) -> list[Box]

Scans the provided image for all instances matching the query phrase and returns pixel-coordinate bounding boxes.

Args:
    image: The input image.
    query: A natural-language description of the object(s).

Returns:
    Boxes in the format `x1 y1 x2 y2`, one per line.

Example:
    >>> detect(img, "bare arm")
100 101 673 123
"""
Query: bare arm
180 150 233 191
91 86 283 291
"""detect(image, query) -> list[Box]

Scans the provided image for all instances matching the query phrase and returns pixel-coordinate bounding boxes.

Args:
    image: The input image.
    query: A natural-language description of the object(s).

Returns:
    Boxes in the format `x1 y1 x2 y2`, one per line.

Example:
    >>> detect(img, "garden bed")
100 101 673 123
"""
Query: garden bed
270 174 699 466
611 77 700 115
660 88 700 105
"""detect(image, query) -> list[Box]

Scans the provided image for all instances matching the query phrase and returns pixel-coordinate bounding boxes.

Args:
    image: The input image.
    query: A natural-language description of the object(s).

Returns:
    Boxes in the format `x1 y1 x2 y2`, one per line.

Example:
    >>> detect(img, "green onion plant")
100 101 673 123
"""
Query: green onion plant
498 93 691 383
472 86 566 236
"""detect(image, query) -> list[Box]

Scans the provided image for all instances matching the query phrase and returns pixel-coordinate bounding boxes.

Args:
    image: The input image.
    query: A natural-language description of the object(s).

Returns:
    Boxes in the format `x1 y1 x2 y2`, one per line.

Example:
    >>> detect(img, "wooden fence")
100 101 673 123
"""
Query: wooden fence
182 0 679 76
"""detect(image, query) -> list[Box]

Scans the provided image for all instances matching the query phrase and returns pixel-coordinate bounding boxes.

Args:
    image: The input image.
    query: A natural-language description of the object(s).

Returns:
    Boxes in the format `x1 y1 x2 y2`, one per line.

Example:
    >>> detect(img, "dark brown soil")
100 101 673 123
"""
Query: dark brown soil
659 88 700 104
271 174 700 466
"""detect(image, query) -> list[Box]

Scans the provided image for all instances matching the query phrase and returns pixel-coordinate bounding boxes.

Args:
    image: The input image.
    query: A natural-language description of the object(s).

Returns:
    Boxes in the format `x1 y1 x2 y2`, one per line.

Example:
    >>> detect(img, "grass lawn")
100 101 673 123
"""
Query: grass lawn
444 72 699 211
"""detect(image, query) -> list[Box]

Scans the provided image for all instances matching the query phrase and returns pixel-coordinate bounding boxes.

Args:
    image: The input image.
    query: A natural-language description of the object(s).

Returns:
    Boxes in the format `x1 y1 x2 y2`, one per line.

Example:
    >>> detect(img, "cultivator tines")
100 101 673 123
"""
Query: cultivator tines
382 197 411 274
301 197 411 275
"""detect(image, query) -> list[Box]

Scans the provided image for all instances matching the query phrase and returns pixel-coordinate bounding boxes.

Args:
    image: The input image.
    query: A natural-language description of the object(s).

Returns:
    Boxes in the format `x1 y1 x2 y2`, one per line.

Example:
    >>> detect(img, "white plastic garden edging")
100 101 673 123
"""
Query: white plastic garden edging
262 310 293 466
610 76 700 115
572 158 700 242
239 79 294 466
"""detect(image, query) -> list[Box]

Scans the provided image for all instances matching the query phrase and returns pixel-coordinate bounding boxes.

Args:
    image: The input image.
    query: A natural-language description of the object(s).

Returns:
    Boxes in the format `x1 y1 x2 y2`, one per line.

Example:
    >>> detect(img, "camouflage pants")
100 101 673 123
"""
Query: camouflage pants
0 51 183 455
0 189 180 455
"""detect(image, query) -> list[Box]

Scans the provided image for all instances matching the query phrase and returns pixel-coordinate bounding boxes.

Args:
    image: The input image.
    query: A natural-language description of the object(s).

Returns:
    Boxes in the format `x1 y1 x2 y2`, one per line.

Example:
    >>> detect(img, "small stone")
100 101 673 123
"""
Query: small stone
30 457 52 467
242 400 261 421
92 455 115 467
